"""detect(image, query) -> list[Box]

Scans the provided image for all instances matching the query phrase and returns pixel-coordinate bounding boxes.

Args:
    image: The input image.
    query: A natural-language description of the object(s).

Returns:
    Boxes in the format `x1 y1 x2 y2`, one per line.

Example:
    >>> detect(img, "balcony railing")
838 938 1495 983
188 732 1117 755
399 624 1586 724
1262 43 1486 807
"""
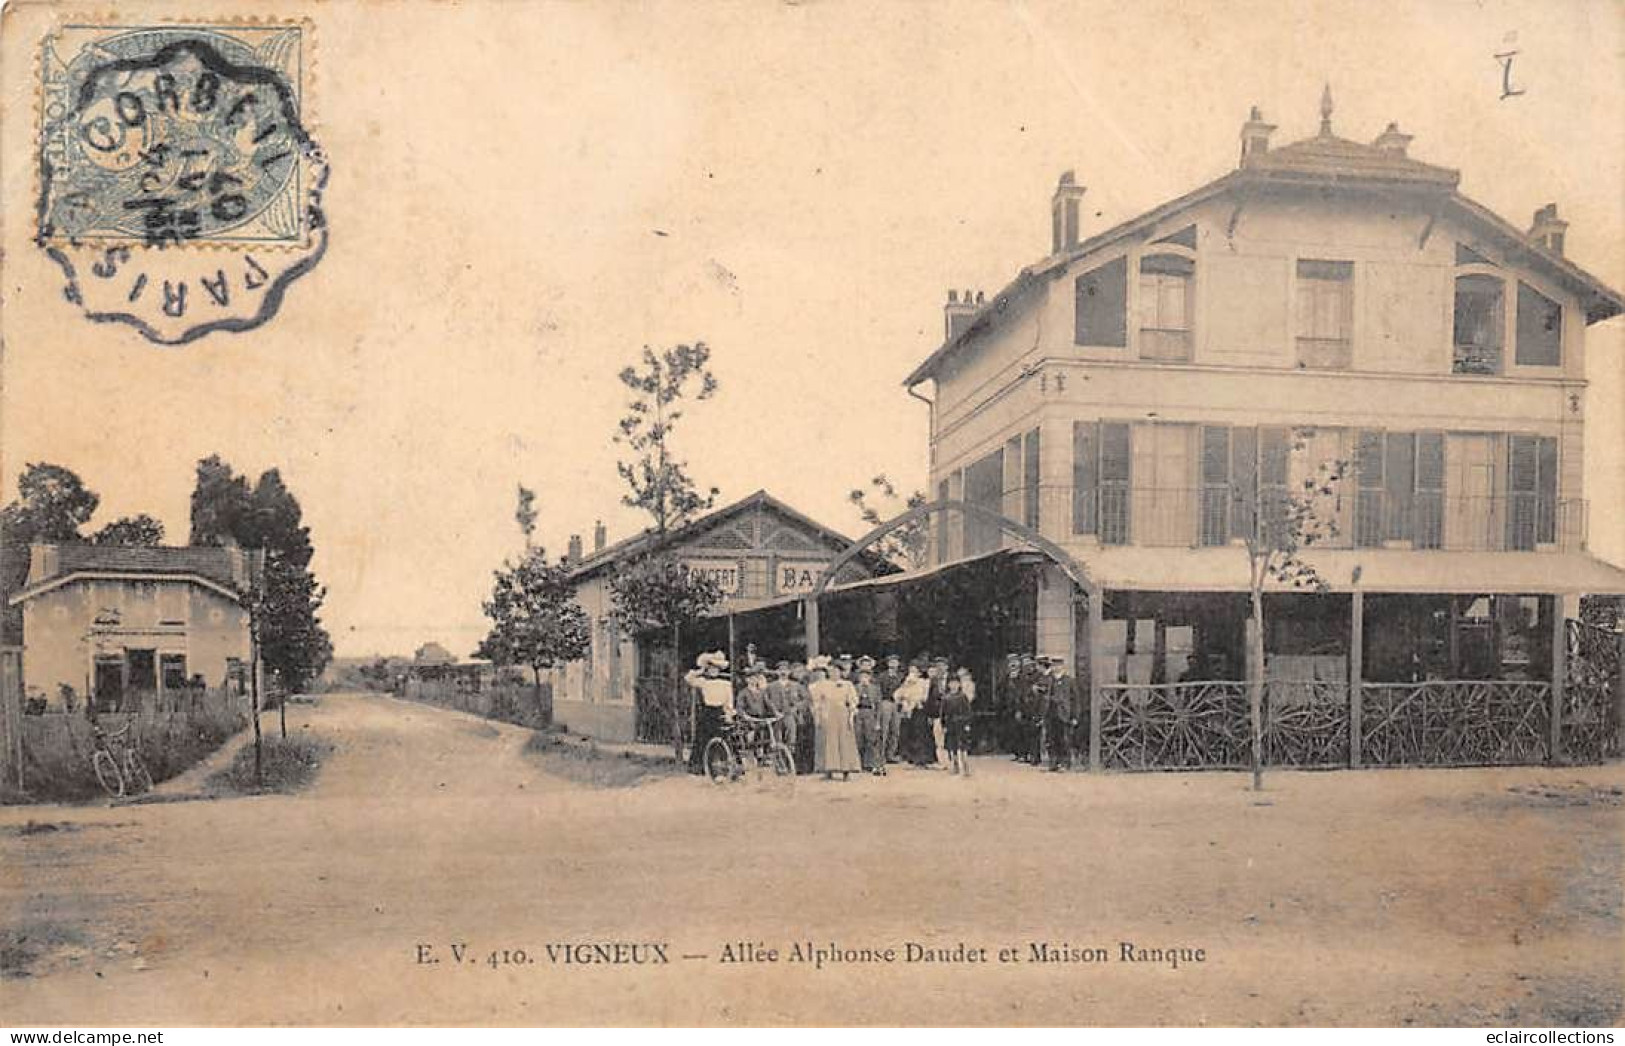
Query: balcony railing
945 486 1587 556
1452 339 1502 376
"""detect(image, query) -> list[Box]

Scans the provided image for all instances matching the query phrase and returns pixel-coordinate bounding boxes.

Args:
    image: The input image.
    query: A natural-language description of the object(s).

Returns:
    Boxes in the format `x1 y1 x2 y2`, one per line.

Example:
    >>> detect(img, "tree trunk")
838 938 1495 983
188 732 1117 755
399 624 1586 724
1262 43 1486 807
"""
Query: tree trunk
1248 586 1266 792
671 621 684 764
251 635 263 787
279 676 287 739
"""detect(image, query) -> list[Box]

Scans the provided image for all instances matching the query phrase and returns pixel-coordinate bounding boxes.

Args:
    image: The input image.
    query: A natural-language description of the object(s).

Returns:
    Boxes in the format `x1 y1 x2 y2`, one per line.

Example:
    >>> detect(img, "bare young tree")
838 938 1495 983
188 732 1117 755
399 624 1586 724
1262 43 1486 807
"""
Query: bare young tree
1240 430 1350 791
847 474 928 571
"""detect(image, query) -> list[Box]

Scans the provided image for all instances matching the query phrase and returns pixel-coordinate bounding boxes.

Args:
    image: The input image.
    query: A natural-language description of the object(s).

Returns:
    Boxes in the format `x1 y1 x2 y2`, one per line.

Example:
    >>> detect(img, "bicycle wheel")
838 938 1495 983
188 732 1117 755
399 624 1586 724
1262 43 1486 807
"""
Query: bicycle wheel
125 752 155 794
769 742 795 777
703 737 737 784
92 750 125 798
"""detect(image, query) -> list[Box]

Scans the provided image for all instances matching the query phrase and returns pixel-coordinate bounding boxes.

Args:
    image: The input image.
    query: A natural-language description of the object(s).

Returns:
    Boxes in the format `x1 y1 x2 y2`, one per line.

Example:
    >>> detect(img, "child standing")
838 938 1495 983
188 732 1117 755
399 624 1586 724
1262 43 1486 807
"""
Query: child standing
941 674 974 777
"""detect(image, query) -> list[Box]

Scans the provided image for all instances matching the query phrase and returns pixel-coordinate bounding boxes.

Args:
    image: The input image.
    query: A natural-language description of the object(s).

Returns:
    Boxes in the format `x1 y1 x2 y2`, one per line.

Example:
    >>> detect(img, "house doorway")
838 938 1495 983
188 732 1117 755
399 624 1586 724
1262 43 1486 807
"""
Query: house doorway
93 655 125 713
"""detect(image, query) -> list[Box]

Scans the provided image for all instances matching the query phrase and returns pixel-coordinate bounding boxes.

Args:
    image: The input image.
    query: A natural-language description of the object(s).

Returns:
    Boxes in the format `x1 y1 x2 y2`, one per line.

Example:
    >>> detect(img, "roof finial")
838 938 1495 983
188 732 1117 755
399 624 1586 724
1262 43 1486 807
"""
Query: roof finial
1319 83 1334 136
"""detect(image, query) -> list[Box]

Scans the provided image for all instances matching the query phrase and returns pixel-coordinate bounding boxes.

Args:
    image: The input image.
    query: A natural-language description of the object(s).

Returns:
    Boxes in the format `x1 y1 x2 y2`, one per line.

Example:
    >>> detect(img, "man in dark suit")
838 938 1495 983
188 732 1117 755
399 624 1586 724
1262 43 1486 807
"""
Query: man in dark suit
878 654 904 764
1043 656 1083 771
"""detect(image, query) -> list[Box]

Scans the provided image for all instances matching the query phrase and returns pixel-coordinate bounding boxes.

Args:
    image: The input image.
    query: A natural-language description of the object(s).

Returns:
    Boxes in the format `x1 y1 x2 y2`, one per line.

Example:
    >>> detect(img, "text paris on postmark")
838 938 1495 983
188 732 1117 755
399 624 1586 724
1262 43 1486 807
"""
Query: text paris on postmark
36 22 328 344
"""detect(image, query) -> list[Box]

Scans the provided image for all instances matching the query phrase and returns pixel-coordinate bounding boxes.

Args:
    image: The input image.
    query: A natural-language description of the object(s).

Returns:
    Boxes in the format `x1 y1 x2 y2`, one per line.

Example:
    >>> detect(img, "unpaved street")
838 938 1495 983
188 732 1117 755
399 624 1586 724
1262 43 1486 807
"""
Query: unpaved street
2 692 1620 1026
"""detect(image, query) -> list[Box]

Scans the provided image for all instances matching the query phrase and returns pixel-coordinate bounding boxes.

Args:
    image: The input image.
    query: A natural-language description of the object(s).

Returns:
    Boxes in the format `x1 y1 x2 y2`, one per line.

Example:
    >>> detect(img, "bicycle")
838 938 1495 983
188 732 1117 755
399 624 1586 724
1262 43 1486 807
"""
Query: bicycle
703 712 795 784
90 719 155 799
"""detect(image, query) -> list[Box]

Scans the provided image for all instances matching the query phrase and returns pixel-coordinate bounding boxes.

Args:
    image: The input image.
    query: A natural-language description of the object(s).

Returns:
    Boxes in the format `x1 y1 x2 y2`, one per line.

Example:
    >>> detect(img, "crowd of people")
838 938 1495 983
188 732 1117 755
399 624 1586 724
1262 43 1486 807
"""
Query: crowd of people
682 649 1086 781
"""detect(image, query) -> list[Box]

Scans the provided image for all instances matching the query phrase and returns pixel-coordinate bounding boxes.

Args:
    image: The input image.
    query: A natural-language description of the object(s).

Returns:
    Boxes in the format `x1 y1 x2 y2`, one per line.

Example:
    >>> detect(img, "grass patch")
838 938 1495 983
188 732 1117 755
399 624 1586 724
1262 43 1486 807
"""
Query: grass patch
204 734 334 797
0 921 88 980
521 733 682 789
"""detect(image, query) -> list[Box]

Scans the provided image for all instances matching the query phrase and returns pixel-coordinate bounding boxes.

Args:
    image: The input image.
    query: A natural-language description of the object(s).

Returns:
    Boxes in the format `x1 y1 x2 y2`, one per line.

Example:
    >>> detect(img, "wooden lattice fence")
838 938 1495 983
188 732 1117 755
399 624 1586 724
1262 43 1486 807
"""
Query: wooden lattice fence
1359 681 1550 767
1563 620 1622 763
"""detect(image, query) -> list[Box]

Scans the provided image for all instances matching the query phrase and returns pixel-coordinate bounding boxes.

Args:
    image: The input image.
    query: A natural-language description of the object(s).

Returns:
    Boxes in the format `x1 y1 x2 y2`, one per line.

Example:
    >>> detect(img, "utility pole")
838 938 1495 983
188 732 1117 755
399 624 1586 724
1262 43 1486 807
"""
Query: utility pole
249 548 265 786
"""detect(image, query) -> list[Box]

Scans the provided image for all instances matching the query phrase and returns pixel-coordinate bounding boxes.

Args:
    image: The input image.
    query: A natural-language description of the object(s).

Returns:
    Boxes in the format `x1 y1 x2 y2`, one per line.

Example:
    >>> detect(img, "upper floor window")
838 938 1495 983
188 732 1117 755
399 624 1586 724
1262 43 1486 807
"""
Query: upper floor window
1074 256 1127 347
1453 273 1504 375
1138 254 1194 361
1295 260 1353 369
1514 282 1562 367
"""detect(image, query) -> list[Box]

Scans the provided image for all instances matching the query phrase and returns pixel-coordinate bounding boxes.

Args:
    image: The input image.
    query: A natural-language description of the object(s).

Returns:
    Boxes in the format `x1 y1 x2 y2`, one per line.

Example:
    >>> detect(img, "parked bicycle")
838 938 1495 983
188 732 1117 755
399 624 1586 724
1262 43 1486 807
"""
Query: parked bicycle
90 719 155 799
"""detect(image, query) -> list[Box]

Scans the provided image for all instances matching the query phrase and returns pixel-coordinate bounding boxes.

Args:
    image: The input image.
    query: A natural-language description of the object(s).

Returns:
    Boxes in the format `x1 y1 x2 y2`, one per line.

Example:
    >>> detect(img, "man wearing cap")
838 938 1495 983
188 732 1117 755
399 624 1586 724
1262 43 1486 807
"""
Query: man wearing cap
926 656 950 767
685 652 735 774
1000 653 1025 758
1043 656 1083 771
1021 654 1049 765
878 654 905 765
854 657 884 774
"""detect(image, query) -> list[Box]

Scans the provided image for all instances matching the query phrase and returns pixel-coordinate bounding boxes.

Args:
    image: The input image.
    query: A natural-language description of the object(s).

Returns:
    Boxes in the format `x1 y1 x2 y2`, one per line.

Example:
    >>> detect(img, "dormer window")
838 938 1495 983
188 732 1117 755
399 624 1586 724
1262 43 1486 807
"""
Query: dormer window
1514 282 1562 366
1138 254 1194 361
1295 259 1353 369
1453 273 1504 374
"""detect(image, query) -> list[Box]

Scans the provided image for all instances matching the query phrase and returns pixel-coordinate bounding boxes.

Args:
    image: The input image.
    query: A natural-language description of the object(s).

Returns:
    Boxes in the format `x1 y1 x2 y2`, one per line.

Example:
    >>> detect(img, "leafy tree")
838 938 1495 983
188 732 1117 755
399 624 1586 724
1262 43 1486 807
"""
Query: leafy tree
1239 431 1350 791
1 462 99 544
614 342 719 532
848 474 927 571
92 514 165 547
187 458 333 727
515 484 538 548
475 546 591 687
608 342 725 758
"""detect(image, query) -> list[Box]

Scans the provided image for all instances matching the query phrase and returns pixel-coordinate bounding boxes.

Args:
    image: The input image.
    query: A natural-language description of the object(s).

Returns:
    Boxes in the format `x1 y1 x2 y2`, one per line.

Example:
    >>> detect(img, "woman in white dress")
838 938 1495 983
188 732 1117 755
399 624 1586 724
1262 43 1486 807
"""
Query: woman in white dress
808 657 861 780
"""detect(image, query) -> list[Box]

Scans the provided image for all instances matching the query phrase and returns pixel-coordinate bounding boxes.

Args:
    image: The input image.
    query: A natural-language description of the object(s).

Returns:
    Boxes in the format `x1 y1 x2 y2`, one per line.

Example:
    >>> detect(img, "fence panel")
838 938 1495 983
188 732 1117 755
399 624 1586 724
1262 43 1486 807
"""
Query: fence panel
1359 681 1550 767
1564 620 1622 763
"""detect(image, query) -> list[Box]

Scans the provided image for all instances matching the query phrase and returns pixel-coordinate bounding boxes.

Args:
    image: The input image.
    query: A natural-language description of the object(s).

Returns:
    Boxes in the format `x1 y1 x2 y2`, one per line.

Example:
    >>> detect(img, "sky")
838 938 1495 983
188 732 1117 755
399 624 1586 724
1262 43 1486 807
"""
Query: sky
2 0 1621 658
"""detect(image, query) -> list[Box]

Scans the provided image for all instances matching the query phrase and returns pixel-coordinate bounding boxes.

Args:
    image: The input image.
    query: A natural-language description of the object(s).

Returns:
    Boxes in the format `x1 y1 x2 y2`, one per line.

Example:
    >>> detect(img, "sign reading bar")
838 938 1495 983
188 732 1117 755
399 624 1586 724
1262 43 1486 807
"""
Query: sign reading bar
683 560 740 595
778 562 829 596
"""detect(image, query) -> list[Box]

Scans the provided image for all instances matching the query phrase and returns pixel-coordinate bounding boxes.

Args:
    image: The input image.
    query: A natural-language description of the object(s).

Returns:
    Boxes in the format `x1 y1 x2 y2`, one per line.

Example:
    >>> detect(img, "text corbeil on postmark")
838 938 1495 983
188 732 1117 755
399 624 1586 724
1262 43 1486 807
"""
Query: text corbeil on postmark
36 22 328 345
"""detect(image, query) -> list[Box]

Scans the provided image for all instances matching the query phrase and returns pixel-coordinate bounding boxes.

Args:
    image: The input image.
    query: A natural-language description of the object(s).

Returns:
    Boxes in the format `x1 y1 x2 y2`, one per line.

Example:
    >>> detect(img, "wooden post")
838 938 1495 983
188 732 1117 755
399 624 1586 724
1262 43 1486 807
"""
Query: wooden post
1616 628 1625 759
1549 597 1565 765
803 597 820 660
1350 591 1364 768
1088 589 1103 771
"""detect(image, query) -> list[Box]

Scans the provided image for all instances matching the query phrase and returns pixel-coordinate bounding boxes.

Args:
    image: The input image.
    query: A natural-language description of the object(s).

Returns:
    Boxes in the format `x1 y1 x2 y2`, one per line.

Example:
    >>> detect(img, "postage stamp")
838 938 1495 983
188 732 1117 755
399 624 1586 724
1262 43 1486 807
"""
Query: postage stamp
35 22 328 344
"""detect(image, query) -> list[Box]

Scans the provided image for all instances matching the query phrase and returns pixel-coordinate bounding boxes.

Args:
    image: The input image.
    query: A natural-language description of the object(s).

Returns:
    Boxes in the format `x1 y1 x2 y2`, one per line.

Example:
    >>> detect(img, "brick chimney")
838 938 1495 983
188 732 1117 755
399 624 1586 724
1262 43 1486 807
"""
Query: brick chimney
1529 203 1567 256
944 289 983 341
1372 121 1412 157
1051 170 1086 253
566 534 583 563
1239 106 1276 166
593 520 607 553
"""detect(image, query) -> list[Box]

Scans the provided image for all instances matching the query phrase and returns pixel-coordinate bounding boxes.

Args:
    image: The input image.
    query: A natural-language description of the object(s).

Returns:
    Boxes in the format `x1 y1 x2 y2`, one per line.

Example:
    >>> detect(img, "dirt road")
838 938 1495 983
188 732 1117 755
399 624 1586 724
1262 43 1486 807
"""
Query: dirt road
2 692 1620 1026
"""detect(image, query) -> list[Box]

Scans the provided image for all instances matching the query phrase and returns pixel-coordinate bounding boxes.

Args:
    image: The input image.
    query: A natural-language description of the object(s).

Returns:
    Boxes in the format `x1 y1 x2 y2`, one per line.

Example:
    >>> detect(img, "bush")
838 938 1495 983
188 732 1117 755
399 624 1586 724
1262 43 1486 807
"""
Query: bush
204 733 332 796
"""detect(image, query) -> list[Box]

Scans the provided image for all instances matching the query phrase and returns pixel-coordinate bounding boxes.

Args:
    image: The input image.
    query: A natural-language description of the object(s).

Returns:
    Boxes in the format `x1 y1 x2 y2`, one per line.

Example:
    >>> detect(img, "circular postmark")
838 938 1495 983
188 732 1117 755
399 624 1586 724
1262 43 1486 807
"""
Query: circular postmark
37 24 328 344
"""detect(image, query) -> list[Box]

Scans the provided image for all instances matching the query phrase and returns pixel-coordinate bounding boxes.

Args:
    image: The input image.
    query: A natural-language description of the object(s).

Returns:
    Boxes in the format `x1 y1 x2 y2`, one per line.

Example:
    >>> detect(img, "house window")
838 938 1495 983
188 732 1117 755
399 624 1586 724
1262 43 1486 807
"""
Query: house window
1070 421 1130 543
1258 427 1292 545
1515 282 1562 366
160 653 188 691
1453 274 1504 374
1074 256 1128 347
1355 431 1418 546
1506 434 1559 549
1138 254 1194 361
1022 428 1041 530
1414 433 1446 549
1295 260 1353 369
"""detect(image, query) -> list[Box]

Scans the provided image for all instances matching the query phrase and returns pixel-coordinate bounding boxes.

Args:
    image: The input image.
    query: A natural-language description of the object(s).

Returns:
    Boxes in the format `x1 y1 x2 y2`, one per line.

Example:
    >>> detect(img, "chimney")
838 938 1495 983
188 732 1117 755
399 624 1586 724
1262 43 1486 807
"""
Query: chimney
1529 203 1567 256
1050 170 1086 253
593 520 607 553
1372 121 1412 157
567 534 583 563
1239 106 1276 166
944 289 982 341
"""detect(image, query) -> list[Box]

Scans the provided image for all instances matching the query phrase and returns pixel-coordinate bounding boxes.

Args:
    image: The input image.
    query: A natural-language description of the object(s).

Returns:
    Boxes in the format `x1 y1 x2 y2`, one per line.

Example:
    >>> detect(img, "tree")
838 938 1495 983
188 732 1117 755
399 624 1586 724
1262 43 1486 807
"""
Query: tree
187 458 333 738
608 342 725 759
515 484 538 548
1 462 99 545
475 546 591 687
1239 431 1349 791
614 342 719 533
92 514 165 547
848 474 928 571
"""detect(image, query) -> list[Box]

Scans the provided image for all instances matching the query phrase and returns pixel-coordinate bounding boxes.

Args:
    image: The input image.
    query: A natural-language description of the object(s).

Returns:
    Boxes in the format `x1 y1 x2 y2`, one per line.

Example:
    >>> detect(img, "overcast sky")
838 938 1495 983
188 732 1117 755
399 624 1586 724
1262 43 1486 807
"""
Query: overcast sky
3 0 1621 658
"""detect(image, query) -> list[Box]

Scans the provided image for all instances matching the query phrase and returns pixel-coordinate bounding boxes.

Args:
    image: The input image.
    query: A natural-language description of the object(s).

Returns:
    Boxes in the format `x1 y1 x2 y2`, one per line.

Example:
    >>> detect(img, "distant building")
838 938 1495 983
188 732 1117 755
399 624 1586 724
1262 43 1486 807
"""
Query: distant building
7 543 255 711
549 490 889 741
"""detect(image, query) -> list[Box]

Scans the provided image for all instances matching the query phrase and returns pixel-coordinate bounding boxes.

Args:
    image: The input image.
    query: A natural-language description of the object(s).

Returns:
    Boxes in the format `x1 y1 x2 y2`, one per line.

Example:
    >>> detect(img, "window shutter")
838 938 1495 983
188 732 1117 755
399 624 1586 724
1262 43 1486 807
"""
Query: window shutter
1415 432 1445 548
1075 257 1128 347
1230 426 1257 543
1258 427 1291 545
1355 430 1385 547
1072 421 1097 535
1507 434 1539 550
1023 428 1041 530
1537 437 1558 545
1200 426 1230 546
936 478 951 561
